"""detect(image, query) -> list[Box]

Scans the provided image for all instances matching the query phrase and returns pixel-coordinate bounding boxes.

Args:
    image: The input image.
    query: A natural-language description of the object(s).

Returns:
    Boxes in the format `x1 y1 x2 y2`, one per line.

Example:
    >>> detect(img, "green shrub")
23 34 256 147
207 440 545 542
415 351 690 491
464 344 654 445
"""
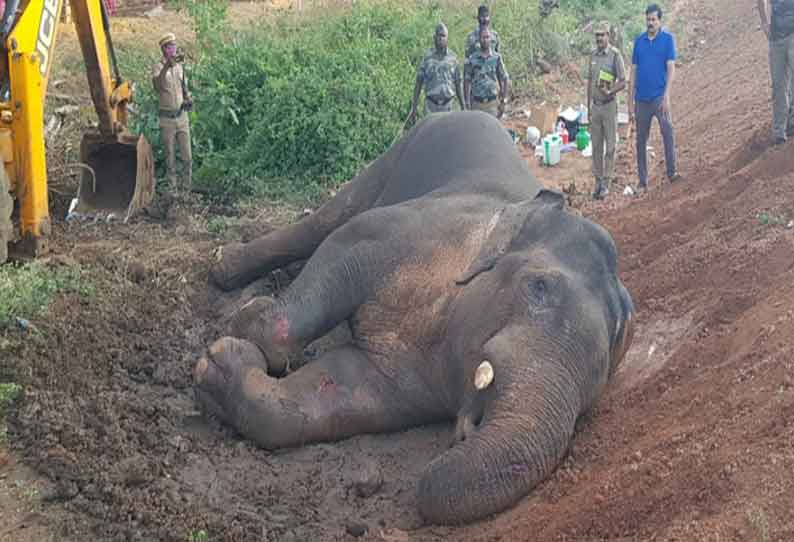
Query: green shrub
128 0 650 203
187 529 209 542
0 382 21 442
0 382 20 415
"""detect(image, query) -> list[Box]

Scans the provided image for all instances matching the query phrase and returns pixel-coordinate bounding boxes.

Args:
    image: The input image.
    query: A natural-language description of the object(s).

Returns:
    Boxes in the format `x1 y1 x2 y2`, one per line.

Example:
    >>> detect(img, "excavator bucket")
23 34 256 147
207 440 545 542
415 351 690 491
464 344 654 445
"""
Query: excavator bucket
75 132 155 221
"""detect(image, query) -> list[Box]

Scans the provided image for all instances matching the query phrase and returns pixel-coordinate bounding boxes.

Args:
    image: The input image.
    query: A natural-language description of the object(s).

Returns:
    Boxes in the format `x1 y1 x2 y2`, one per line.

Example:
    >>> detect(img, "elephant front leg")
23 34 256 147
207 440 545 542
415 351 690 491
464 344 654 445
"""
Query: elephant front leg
226 296 305 376
226 246 378 375
194 338 446 449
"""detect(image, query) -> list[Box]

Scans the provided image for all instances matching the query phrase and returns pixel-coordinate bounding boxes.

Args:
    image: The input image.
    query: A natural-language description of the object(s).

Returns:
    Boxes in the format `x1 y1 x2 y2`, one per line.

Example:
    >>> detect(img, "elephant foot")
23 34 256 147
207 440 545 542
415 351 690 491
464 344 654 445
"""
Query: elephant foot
210 242 250 292
193 336 278 441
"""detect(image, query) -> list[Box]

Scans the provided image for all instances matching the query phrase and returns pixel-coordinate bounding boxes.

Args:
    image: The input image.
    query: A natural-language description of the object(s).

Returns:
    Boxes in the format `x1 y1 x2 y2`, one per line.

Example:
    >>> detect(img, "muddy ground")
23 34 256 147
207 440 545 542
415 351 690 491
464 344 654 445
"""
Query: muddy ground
2 0 794 540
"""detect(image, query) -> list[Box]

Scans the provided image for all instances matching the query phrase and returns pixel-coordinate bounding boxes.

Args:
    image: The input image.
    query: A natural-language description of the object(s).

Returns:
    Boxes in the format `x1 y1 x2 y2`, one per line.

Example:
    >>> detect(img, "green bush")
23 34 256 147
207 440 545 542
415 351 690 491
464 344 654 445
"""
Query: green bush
128 0 649 203
0 262 92 328
0 382 20 415
0 382 21 442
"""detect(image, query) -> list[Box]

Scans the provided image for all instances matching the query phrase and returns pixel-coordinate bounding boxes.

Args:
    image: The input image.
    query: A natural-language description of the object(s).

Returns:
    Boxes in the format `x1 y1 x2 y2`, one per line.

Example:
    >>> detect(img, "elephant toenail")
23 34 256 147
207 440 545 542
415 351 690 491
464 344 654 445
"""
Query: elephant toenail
209 337 232 356
194 357 209 384
242 367 269 400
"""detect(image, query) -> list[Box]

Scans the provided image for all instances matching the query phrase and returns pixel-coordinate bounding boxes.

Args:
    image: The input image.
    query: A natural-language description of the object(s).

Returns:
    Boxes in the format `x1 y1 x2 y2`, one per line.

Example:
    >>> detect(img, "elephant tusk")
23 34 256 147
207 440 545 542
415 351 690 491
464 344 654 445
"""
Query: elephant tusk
474 360 494 390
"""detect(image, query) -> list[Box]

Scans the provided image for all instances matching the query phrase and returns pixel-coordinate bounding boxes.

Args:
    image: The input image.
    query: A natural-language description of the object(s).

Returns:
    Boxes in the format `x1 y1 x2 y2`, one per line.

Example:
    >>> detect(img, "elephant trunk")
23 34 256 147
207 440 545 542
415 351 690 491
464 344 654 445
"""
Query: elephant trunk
417 362 582 525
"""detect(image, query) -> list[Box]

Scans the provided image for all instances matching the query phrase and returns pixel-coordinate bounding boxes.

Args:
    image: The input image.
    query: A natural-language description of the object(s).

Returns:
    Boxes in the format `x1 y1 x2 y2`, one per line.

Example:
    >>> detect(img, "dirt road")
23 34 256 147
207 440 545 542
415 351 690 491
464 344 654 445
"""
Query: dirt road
2 0 794 540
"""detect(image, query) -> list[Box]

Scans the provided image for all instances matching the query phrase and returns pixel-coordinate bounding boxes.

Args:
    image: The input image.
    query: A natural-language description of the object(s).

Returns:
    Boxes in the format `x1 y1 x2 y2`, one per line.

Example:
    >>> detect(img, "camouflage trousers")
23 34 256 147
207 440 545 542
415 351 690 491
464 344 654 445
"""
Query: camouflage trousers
424 97 454 115
471 97 499 117
159 113 192 191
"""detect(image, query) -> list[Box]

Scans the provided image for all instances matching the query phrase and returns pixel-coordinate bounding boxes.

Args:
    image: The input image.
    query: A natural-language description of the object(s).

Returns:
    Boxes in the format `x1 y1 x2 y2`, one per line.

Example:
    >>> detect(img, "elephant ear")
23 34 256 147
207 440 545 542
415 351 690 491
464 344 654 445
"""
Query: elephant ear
455 189 565 285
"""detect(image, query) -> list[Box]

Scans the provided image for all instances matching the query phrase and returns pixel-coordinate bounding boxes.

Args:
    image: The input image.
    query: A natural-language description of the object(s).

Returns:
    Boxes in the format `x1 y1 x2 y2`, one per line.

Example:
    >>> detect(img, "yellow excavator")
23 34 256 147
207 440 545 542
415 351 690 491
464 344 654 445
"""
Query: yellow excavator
0 0 155 264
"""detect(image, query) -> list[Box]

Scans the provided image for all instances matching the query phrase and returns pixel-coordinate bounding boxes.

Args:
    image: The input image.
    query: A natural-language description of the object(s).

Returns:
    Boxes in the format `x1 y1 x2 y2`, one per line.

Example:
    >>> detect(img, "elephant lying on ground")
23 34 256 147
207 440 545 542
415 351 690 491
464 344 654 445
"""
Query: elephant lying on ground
194 111 634 525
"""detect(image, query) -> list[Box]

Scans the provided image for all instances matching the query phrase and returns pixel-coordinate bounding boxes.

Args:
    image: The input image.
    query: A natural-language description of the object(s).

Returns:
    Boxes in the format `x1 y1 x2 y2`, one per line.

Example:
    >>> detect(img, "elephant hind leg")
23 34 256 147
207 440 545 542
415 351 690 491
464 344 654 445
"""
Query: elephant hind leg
194 338 447 449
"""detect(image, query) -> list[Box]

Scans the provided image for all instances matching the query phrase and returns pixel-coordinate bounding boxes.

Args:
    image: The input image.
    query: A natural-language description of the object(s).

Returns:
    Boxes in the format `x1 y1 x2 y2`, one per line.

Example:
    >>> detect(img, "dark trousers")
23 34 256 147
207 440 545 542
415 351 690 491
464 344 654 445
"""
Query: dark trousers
635 96 676 186
769 34 794 139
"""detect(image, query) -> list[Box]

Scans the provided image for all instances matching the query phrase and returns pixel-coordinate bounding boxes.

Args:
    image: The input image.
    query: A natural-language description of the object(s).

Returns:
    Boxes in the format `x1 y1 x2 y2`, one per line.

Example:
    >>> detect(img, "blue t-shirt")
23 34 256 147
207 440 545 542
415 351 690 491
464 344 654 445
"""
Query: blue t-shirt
632 29 676 101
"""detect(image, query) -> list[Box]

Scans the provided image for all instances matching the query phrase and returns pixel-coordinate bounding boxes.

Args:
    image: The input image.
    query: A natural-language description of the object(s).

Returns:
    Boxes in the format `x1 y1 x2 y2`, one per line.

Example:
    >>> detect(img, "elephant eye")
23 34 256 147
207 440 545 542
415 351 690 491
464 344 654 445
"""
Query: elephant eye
529 278 548 302
519 269 564 311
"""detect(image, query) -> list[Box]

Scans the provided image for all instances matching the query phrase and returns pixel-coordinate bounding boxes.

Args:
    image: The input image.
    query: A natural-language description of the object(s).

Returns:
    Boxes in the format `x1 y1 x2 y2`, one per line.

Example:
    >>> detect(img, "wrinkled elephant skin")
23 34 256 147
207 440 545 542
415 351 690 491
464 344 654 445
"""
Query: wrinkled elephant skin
195 111 635 525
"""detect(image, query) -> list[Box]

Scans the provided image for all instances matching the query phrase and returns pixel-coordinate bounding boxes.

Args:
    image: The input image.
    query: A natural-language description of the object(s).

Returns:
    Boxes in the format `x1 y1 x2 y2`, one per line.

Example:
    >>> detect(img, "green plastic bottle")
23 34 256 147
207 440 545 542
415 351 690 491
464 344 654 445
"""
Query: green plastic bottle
576 125 590 151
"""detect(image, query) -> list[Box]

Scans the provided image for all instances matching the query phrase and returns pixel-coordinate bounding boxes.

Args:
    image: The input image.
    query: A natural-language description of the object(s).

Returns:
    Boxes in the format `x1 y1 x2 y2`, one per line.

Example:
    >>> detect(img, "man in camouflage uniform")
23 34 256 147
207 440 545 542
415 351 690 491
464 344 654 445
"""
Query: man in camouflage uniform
587 21 626 200
464 29 510 118
407 23 465 125
152 32 193 192
465 5 500 59
759 0 794 144
539 0 559 18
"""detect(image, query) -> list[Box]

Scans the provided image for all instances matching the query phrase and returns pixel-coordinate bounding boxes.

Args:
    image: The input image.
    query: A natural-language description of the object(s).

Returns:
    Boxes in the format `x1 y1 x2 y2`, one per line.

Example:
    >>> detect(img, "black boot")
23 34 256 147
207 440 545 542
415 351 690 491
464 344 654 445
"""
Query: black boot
592 181 609 200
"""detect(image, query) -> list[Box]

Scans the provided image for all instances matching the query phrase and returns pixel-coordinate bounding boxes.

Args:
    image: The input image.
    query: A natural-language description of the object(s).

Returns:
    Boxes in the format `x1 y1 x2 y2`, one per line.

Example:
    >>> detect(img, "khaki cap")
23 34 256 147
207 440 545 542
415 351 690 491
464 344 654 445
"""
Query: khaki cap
159 32 176 47
593 21 610 34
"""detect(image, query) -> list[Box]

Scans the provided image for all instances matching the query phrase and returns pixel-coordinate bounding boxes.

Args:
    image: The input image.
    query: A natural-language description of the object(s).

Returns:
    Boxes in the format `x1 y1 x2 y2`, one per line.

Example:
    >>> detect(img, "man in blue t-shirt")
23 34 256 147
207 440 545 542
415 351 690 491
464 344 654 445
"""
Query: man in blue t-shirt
628 4 680 193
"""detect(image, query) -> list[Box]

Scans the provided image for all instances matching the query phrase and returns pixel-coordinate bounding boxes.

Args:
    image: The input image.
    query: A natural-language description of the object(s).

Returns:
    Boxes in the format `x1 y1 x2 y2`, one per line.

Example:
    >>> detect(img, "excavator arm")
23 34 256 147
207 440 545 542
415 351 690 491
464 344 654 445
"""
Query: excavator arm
71 0 130 137
0 0 154 261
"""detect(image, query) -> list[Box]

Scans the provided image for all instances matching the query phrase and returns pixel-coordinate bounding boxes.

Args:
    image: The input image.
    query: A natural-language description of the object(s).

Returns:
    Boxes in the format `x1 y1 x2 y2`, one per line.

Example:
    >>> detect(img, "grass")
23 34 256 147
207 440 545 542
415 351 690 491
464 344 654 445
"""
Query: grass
206 215 239 236
757 211 787 226
0 382 21 443
746 506 770 542
0 382 21 416
14 479 40 502
187 529 209 542
0 262 94 328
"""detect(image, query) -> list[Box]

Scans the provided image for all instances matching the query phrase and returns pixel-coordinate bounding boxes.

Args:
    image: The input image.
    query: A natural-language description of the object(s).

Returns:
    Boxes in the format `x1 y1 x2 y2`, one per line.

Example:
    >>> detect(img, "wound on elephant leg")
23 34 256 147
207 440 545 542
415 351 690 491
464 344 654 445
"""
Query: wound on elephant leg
318 375 337 393
231 306 303 376
258 315 306 376
274 316 290 341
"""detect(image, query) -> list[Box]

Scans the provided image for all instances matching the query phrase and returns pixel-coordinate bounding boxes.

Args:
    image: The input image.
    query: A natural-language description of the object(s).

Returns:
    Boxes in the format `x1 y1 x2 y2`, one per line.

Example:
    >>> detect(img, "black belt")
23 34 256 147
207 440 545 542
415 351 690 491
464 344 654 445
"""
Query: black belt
472 95 497 103
592 97 615 106
159 108 184 119
427 95 453 106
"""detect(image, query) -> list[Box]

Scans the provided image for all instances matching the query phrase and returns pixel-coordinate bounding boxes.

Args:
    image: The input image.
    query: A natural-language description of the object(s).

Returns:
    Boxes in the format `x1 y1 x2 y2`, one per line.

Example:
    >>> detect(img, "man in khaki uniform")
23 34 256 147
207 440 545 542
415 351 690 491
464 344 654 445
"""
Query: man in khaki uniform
464 29 509 118
587 21 626 200
152 32 193 191
407 23 465 125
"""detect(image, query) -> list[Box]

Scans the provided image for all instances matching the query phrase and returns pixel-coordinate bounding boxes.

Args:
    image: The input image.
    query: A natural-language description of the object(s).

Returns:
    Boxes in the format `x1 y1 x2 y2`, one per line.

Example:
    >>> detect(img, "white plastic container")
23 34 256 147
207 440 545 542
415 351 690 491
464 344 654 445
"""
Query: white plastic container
579 104 589 125
526 126 541 147
542 134 561 166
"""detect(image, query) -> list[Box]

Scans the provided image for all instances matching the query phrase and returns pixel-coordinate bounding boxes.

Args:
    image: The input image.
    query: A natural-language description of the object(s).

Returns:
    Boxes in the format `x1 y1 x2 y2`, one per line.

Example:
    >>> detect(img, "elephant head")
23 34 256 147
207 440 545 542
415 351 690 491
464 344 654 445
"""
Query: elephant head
418 189 634 524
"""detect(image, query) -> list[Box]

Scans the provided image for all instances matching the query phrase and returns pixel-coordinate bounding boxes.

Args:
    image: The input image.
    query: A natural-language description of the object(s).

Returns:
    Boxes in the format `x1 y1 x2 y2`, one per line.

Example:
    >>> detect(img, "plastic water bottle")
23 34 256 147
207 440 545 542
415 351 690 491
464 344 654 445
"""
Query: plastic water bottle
576 127 590 151
556 121 569 145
